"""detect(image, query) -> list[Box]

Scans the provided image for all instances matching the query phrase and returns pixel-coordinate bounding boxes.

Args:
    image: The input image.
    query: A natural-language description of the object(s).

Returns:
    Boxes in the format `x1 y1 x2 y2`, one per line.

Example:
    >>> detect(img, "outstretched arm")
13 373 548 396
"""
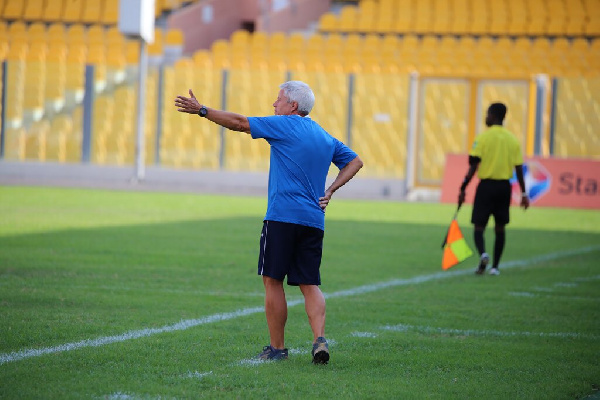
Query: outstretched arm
319 156 364 211
175 89 251 133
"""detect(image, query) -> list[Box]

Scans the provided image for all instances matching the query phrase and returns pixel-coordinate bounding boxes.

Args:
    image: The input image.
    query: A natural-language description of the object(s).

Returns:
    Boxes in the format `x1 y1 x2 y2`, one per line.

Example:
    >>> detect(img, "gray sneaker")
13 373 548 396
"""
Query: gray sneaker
312 337 329 364
256 345 288 361
489 267 500 276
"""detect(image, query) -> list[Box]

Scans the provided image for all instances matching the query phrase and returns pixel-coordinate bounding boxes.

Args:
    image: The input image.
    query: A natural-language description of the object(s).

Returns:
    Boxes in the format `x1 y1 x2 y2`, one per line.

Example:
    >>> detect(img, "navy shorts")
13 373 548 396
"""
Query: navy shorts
257 220 324 286
472 179 511 227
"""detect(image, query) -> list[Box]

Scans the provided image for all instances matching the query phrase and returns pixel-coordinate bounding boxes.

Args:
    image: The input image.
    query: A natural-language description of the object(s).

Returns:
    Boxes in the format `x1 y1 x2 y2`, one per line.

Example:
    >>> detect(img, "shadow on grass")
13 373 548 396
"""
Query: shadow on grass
1 216 598 287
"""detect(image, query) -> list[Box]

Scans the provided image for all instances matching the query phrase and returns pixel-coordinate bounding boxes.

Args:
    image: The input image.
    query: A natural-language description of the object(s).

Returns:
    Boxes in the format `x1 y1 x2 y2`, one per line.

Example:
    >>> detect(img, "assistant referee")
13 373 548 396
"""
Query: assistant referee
458 102 529 275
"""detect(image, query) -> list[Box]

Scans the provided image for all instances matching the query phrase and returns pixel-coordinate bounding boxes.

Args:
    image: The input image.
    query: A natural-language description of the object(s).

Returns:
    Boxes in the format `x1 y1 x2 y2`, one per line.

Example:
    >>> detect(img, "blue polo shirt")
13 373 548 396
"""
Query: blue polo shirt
248 115 357 231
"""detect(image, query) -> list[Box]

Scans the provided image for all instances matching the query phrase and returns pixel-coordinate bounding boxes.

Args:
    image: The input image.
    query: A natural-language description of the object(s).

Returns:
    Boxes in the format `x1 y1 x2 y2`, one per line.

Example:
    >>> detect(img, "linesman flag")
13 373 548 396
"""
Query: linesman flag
441 208 473 270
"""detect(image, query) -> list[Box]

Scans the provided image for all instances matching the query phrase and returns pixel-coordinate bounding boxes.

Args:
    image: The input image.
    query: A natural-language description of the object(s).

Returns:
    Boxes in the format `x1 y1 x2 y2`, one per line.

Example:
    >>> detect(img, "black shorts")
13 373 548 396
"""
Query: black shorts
257 220 324 286
471 179 511 227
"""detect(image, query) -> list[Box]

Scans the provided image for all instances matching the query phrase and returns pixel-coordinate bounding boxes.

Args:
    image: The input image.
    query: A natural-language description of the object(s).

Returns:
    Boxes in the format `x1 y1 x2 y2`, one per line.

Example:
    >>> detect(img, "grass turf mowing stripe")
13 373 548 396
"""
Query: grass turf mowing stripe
381 324 600 340
1 245 598 366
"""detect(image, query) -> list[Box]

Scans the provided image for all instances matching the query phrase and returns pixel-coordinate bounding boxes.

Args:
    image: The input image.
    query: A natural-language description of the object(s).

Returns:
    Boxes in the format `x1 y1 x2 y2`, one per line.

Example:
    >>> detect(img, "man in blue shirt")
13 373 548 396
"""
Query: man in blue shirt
175 81 363 364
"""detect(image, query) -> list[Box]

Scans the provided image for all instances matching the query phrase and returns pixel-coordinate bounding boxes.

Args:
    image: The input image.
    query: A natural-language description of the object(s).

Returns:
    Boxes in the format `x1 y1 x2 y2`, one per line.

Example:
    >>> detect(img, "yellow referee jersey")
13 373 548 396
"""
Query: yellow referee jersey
469 125 524 180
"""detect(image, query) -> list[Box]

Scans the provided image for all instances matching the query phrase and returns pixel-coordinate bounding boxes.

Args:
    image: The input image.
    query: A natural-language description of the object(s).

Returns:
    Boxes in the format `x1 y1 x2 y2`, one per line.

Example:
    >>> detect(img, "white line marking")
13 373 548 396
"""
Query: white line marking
508 292 600 301
1 245 598 366
238 358 263 366
0 306 263 366
105 393 136 400
509 291 537 297
289 347 311 355
527 274 600 294
184 371 213 379
351 331 378 338
381 324 600 340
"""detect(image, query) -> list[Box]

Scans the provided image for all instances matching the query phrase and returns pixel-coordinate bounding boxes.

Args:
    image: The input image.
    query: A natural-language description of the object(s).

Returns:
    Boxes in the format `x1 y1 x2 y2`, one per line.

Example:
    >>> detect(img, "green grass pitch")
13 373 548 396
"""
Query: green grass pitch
0 186 599 399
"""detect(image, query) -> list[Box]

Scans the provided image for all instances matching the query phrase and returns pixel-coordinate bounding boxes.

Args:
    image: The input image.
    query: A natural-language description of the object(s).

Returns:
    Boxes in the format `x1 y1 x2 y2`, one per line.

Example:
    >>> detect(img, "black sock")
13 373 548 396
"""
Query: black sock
493 231 506 268
474 230 485 255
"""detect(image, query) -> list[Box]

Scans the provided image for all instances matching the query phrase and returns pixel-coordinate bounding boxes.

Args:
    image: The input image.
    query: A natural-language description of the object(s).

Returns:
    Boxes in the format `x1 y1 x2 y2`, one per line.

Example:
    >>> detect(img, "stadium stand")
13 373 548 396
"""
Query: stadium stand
318 0 600 37
0 0 598 184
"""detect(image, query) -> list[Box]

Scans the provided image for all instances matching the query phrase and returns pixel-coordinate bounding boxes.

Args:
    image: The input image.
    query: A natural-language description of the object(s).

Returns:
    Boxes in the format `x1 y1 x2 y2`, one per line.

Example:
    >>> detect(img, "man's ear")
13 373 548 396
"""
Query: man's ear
292 101 299 112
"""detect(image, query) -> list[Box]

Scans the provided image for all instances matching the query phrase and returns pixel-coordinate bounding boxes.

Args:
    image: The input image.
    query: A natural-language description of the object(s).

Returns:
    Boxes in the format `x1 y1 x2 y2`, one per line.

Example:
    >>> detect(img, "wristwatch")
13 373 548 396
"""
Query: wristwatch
198 106 208 117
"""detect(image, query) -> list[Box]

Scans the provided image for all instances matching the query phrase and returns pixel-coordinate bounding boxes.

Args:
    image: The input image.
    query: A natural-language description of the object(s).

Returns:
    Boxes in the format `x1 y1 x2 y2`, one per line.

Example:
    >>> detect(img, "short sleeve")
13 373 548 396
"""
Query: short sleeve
332 138 358 170
248 116 290 141
469 136 483 158
512 138 524 166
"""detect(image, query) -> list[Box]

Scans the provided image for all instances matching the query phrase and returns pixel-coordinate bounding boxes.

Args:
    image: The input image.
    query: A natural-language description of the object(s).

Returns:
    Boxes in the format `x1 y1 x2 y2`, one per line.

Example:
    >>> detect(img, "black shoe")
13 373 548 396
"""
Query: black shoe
475 253 490 275
312 337 329 364
256 345 288 361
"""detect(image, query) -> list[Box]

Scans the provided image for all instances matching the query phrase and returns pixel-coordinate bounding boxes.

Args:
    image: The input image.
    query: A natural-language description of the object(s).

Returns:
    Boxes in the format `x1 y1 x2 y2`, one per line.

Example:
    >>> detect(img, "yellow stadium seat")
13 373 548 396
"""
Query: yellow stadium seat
42 1 64 21
230 29 249 48
359 0 376 15
3 0 24 19
87 24 105 46
8 20 26 39
306 33 324 49
23 55 46 121
432 0 451 33
82 0 102 23
287 32 305 52
45 47 67 112
192 49 211 66
374 15 394 34
67 24 86 45
26 22 46 43
448 0 469 34
23 0 44 20
421 35 439 50
513 37 532 56
381 34 399 50
400 34 419 53
363 34 381 53
318 12 338 32
249 31 268 61
412 1 432 34
269 32 287 53
25 120 50 161
148 28 164 56
212 44 232 69
356 14 375 33
527 12 547 34
7 40 27 60
62 0 83 22
572 37 590 53
586 18 600 35
101 0 118 24
250 30 268 48
3 127 26 160
125 41 139 64
338 6 358 32
5 59 25 128
59 114 80 163
0 41 7 60
106 25 122 43
166 29 184 46
47 22 66 42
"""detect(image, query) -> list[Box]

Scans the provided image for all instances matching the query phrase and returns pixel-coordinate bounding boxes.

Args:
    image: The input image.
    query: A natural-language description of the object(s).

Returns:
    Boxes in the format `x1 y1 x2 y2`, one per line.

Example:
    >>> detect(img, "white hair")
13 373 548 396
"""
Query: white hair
279 81 315 115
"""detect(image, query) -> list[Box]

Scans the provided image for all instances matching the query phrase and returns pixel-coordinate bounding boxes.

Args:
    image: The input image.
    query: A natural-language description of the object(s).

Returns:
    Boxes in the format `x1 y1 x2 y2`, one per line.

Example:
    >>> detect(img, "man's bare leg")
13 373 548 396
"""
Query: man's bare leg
299 284 326 342
263 276 287 349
